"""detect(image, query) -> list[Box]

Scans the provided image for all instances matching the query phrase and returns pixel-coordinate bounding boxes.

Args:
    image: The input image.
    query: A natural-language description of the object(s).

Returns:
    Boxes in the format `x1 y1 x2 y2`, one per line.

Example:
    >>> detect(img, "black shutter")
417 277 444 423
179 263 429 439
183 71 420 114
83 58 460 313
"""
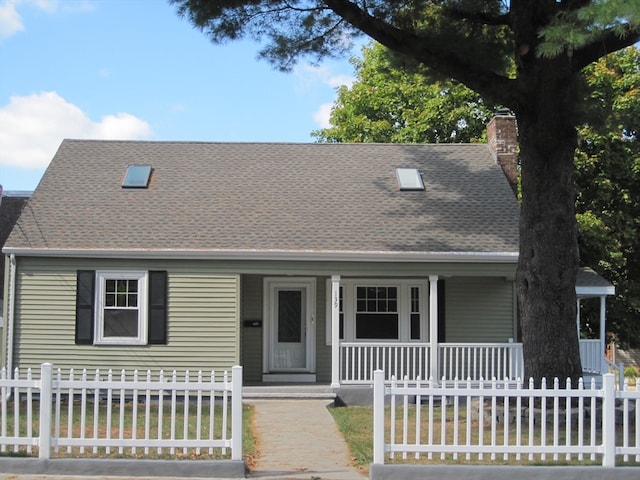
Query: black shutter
148 271 168 345
75 270 95 345
437 279 446 343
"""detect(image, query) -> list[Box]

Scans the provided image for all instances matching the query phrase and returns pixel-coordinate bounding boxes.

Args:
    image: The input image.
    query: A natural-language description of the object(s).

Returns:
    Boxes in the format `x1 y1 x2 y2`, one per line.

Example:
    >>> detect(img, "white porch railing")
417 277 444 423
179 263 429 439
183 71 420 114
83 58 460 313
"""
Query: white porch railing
1 363 243 460
440 342 524 382
340 343 432 383
579 339 604 373
340 342 524 384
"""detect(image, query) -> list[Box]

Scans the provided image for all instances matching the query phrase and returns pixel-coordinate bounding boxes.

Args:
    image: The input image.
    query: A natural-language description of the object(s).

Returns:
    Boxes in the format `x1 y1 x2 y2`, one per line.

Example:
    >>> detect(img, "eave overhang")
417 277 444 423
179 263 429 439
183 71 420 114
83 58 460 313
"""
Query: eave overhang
2 247 519 263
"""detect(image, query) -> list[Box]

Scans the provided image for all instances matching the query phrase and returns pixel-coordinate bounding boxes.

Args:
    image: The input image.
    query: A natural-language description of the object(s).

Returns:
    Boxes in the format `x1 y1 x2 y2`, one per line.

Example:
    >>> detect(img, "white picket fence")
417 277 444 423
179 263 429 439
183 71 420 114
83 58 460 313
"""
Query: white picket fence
373 371 640 467
0 363 243 460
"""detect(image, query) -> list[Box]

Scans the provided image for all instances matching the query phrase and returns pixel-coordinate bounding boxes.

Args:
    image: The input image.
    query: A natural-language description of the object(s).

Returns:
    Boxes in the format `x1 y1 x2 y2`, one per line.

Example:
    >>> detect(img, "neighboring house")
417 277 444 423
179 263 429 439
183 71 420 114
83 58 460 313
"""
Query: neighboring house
0 191 30 340
1 115 615 386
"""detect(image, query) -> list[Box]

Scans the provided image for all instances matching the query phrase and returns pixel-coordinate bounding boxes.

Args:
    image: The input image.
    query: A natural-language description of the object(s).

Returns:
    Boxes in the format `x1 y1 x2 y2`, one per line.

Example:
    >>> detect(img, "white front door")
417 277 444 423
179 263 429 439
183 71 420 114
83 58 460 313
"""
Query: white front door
264 278 315 373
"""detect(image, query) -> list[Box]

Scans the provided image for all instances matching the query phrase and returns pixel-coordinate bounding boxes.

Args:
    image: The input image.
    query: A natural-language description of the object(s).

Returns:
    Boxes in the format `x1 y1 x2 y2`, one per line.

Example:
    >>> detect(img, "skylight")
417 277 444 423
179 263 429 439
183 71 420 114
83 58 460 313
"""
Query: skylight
122 165 152 188
396 168 425 191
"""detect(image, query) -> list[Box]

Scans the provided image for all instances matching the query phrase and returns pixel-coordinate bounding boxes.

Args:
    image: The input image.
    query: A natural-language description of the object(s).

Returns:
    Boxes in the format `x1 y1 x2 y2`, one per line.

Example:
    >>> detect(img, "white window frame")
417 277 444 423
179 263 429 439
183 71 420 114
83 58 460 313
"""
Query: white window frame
95 270 148 345
326 279 427 344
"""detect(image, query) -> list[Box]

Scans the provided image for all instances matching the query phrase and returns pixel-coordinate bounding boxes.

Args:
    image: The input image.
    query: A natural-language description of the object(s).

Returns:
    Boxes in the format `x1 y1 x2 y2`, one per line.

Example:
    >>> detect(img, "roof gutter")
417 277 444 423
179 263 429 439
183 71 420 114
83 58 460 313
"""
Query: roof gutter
2 247 519 263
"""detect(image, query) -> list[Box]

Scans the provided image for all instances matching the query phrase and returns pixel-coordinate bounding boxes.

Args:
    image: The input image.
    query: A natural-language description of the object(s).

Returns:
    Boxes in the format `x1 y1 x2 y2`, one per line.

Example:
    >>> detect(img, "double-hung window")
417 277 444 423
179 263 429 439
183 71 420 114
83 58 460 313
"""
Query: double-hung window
95 271 148 345
75 270 167 346
355 286 399 340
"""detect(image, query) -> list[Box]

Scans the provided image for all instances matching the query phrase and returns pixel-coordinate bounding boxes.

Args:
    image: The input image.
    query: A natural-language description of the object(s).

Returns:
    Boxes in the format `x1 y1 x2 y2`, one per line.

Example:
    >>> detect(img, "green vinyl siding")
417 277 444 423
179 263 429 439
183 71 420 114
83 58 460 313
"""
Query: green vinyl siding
445 277 516 343
11 257 239 373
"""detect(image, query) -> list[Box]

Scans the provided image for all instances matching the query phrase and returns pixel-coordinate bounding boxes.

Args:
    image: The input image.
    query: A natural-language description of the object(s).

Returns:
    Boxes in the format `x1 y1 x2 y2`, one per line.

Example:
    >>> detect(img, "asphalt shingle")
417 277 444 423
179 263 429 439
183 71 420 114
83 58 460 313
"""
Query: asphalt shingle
4 141 520 255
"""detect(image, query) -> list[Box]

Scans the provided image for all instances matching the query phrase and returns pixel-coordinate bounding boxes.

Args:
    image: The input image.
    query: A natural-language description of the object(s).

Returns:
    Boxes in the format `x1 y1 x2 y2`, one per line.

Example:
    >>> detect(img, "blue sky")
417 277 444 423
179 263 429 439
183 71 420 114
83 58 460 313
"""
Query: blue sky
0 0 356 191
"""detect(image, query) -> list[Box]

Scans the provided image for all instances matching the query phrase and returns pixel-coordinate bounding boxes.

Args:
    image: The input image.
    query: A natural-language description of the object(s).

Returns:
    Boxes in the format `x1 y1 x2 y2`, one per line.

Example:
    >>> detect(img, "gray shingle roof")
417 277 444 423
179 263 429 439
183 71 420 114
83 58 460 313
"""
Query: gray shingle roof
4 140 520 257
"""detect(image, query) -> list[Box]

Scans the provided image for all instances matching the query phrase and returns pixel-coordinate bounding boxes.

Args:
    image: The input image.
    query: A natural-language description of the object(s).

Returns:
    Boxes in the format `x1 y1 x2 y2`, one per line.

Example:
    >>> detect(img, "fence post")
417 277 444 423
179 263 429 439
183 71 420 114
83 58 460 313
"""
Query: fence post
231 365 243 461
601 373 616 467
39 363 53 460
373 369 385 464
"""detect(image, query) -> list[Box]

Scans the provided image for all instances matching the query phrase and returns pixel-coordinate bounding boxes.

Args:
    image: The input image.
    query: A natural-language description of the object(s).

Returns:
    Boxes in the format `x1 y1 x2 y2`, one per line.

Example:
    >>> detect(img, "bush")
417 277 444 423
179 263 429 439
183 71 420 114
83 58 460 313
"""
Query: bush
624 365 639 378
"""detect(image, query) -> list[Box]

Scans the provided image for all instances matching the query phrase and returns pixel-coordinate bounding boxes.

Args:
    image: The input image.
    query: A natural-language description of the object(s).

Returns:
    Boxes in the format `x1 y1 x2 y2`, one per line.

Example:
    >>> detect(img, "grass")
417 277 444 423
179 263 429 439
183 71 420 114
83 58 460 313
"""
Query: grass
329 403 639 473
1 398 257 463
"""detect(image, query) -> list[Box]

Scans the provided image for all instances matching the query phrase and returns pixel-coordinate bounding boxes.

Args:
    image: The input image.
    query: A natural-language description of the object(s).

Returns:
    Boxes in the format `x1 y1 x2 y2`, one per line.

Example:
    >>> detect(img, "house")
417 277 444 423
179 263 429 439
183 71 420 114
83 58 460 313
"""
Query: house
1 114 615 386
0 190 30 342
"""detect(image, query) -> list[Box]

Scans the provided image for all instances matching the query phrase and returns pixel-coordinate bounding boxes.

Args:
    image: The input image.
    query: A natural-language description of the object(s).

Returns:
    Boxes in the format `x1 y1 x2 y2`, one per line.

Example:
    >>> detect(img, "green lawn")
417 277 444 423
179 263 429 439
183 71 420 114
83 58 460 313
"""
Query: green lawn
329 404 638 473
1 400 256 462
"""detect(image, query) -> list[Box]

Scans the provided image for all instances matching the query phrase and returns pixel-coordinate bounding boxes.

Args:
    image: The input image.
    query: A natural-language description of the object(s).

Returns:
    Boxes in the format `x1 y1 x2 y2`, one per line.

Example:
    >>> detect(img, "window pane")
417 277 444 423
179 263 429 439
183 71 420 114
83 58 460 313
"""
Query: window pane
116 293 127 307
103 310 139 337
410 287 420 340
411 313 421 340
278 290 302 343
105 293 116 307
356 313 398 339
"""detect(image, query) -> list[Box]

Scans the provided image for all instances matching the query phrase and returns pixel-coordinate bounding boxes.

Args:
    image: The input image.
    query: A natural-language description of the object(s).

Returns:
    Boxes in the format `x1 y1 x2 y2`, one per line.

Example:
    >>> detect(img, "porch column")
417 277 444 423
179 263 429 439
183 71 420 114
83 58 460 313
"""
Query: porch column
600 295 607 374
331 275 341 388
429 275 439 381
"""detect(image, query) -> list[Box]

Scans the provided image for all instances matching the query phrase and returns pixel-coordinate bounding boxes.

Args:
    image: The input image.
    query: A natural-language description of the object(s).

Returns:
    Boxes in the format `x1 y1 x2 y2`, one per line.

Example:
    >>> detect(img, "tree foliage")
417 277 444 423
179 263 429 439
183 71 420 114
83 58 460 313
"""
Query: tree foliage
575 47 640 348
314 41 640 347
172 0 640 383
312 43 495 143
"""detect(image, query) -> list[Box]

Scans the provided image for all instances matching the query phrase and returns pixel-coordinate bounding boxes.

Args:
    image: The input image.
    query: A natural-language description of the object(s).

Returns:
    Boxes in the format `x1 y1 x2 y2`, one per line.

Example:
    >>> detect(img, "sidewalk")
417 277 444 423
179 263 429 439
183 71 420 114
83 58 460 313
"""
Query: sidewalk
246 399 366 479
1 399 366 480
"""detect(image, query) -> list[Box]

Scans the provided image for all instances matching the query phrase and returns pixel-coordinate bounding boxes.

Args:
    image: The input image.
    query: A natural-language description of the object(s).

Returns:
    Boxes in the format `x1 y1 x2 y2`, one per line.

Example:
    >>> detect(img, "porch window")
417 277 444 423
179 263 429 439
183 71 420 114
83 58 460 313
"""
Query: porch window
95 271 148 345
355 286 399 339
410 287 421 340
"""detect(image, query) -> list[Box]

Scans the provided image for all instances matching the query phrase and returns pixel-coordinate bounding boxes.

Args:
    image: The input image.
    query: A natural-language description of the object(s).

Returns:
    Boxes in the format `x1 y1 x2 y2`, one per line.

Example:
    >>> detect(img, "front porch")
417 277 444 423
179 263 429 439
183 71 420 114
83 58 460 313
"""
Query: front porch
240 268 616 388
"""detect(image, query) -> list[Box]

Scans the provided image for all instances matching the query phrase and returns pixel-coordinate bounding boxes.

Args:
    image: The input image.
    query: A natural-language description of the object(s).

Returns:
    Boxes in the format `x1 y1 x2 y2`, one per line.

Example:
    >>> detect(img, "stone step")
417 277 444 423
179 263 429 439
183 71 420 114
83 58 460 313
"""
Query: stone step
243 384 337 400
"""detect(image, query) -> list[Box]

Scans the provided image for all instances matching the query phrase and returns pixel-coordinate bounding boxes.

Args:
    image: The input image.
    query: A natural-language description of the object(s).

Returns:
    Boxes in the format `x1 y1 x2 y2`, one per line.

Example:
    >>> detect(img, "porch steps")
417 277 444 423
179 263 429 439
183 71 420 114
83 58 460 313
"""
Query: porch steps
243 384 337 400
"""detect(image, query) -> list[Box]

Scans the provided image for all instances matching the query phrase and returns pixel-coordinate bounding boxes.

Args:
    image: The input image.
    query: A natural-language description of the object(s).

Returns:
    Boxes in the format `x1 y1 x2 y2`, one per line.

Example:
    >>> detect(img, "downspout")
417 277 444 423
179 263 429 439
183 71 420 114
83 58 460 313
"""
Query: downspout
2 254 16 400
7 255 16 375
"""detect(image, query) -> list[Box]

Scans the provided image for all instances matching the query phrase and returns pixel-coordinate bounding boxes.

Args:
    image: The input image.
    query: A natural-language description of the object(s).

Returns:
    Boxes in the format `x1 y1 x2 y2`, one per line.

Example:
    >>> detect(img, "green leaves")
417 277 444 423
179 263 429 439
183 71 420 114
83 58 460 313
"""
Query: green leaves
538 0 640 59
313 42 495 143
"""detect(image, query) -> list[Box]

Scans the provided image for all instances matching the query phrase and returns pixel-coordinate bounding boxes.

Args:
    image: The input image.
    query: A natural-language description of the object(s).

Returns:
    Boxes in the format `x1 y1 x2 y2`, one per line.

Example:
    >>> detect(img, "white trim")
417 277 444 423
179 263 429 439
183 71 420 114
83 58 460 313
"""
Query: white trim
2 247 519 263
576 285 615 296
330 275 341 388
94 270 148 346
429 275 439 382
262 277 316 374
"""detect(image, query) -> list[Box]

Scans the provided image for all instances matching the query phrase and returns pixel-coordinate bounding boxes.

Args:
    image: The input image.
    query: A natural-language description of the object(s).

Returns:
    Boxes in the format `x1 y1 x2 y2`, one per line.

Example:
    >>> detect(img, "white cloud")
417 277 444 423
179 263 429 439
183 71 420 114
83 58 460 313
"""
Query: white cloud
312 102 333 129
0 0 24 38
0 0 91 39
0 91 152 169
294 64 354 91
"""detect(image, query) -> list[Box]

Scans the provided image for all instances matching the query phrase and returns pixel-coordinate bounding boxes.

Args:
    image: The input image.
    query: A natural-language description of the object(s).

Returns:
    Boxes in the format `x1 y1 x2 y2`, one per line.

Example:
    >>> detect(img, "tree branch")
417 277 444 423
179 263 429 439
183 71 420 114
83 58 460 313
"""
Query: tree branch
322 0 518 106
572 25 640 71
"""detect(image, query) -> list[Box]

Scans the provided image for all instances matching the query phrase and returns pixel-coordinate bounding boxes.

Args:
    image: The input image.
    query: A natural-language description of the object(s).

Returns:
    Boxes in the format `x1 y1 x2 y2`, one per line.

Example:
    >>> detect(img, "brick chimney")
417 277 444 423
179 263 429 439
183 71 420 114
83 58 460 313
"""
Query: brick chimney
487 110 518 195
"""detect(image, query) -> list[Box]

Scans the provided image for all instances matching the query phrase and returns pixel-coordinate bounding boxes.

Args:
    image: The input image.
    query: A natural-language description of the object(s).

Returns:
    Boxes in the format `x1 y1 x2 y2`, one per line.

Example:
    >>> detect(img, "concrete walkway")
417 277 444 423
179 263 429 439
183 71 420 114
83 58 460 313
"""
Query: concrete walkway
246 399 366 480
1 399 366 480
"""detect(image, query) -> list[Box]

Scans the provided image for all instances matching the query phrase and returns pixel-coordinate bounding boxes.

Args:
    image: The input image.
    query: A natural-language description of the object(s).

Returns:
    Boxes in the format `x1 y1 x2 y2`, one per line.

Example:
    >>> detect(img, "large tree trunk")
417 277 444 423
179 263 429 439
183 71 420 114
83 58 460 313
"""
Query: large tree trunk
515 59 584 385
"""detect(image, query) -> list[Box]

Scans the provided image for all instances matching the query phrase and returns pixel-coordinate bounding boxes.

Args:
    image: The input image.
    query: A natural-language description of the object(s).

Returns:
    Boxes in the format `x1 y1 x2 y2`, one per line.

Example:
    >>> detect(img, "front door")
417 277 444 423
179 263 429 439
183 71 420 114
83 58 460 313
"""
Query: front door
264 278 316 373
